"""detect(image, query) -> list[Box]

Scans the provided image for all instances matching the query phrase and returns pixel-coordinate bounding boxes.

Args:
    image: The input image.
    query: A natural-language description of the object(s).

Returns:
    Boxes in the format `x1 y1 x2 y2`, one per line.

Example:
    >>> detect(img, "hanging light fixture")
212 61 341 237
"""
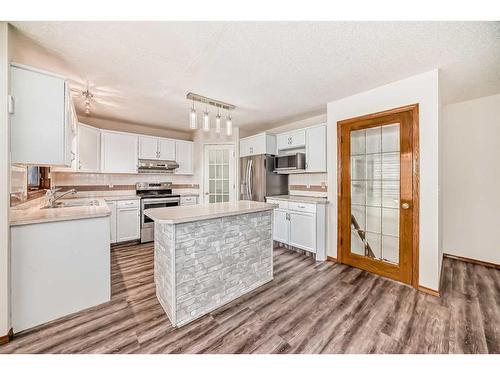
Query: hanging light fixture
186 92 235 135
81 81 94 116
215 105 221 134
189 99 197 130
203 104 210 132
226 111 233 136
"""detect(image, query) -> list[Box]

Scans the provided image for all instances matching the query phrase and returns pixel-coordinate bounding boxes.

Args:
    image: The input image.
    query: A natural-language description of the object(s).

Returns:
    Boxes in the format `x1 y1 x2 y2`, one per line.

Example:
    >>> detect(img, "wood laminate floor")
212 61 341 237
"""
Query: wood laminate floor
1 242 499 354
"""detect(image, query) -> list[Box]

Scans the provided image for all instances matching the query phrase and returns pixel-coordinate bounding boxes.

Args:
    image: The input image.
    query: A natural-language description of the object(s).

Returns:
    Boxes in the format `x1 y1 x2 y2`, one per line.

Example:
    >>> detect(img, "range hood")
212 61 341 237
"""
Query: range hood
138 159 179 174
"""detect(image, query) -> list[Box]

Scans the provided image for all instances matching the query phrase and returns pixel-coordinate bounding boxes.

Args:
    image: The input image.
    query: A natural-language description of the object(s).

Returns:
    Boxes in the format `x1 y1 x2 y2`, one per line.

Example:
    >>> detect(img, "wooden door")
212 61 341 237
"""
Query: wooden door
338 105 419 286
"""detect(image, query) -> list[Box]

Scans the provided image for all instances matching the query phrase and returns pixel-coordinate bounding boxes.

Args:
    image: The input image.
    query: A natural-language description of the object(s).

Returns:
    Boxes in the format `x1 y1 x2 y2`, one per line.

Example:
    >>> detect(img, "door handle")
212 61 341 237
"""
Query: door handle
401 203 410 209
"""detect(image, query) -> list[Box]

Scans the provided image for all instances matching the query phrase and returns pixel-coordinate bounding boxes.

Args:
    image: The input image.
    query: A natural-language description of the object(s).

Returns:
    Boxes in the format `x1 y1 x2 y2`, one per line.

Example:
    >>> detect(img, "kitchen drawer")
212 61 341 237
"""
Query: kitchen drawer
288 201 316 213
180 196 198 205
266 199 289 210
117 200 139 209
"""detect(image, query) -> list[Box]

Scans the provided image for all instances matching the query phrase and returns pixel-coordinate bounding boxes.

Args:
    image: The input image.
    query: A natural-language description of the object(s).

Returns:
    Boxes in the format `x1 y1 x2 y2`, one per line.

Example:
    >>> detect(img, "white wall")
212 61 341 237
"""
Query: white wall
0 22 11 337
442 93 500 265
327 70 441 291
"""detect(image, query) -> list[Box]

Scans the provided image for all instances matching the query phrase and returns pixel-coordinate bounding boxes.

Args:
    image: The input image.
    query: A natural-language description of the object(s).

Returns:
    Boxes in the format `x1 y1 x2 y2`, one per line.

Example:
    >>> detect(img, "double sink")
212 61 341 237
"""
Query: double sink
43 199 100 209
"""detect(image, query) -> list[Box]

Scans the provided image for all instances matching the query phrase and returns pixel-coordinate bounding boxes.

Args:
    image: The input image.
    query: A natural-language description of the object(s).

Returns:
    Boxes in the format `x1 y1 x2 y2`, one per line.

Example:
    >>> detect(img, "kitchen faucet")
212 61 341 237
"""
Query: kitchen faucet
44 187 77 208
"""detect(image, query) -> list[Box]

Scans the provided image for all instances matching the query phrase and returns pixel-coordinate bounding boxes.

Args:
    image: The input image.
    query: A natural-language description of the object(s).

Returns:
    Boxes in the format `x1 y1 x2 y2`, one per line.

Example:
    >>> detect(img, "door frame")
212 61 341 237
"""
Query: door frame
202 143 237 204
336 104 420 288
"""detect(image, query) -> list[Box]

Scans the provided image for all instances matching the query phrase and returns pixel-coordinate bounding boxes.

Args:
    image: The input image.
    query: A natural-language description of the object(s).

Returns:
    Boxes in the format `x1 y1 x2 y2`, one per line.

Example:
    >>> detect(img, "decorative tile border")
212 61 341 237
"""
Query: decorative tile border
56 184 200 192
289 184 327 192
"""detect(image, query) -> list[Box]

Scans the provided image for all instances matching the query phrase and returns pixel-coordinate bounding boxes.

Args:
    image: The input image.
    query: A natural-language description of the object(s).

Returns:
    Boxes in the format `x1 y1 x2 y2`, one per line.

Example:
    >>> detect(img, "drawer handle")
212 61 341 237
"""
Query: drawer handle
298 204 306 208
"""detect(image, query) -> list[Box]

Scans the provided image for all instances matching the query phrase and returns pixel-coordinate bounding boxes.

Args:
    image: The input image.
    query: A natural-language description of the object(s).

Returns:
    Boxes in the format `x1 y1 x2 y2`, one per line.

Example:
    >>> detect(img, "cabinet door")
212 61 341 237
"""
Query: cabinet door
10 66 66 165
117 207 140 242
276 134 289 151
138 136 159 159
107 201 117 244
290 130 306 148
158 138 175 160
273 209 289 244
78 124 101 172
306 125 327 172
289 211 316 253
175 141 193 175
101 131 138 173
239 138 251 157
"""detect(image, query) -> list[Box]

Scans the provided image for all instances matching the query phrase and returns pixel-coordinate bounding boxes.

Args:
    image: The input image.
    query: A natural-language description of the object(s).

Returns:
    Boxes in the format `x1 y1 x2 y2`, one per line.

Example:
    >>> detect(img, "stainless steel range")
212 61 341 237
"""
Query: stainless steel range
136 182 180 243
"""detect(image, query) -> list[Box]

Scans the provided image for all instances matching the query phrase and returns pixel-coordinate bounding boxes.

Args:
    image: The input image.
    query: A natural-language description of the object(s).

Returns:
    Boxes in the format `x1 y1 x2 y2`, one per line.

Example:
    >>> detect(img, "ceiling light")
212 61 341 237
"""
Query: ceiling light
186 92 235 135
215 107 221 134
226 113 233 136
189 101 197 130
81 81 94 116
203 106 210 132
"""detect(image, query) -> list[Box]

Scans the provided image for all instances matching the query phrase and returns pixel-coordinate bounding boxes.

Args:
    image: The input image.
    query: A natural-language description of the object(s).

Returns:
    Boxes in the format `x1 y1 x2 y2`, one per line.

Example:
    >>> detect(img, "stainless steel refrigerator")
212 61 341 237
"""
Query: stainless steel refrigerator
240 154 288 202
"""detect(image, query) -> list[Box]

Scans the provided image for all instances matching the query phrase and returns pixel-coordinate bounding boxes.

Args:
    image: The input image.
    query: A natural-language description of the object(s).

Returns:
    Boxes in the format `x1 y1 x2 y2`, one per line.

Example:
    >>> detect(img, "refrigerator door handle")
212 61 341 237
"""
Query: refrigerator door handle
245 159 251 200
248 159 253 200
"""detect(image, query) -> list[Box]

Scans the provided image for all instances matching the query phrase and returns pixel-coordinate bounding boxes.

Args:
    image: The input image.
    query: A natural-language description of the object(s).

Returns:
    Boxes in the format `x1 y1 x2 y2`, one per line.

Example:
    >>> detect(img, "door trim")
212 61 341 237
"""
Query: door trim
336 104 419 289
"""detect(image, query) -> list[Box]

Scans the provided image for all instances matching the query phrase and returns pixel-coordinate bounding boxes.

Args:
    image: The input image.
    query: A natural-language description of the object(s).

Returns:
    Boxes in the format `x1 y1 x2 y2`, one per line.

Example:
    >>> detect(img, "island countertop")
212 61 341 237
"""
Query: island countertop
145 200 277 224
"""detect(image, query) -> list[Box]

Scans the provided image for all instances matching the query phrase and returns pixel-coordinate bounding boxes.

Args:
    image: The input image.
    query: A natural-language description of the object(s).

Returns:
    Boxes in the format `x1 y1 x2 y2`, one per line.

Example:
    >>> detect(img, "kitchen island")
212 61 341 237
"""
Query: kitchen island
145 200 276 327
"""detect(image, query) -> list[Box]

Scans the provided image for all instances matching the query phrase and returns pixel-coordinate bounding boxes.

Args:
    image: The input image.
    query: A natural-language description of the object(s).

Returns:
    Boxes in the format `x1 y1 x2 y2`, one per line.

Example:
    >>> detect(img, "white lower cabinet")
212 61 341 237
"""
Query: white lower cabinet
116 200 140 242
107 199 140 243
180 195 198 206
107 201 117 244
273 209 289 244
289 211 316 253
268 198 327 261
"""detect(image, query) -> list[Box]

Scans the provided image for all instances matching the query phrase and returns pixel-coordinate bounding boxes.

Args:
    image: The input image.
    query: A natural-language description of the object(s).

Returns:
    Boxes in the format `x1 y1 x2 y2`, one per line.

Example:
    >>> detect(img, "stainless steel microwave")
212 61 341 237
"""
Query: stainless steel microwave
274 153 306 172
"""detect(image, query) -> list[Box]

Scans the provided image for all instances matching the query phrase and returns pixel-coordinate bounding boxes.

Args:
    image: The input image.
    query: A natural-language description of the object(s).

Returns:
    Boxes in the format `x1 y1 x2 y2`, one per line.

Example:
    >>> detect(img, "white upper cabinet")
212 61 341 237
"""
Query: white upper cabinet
139 136 176 160
138 136 159 160
10 64 75 166
276 130 306 151
158 138 175 160
78 123 101 172
101 130 138 173
175 140 194 175
305 124 327 172
239 133 276 157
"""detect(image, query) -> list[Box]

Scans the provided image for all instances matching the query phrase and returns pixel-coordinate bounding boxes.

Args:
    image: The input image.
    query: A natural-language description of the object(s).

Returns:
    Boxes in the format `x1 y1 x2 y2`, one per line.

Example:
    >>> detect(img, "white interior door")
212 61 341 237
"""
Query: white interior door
204 144 236 204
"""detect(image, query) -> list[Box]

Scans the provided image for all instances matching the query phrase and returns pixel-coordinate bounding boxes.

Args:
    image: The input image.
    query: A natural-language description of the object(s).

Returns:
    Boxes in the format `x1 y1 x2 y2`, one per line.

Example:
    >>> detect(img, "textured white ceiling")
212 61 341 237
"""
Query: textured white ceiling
10 21 500 132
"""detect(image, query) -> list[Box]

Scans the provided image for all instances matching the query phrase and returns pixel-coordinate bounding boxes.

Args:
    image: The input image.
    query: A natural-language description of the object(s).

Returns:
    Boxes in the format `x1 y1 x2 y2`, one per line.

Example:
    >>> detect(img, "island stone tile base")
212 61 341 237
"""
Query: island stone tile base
154 210 274 327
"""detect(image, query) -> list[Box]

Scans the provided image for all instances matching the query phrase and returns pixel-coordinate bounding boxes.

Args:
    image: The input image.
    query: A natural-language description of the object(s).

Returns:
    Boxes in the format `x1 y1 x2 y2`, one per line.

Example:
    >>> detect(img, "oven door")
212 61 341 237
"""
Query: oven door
141 197 180 227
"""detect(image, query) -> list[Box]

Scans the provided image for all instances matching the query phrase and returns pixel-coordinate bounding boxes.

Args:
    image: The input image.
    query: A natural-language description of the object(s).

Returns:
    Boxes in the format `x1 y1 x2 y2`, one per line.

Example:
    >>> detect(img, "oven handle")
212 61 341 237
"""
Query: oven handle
142 197 180 203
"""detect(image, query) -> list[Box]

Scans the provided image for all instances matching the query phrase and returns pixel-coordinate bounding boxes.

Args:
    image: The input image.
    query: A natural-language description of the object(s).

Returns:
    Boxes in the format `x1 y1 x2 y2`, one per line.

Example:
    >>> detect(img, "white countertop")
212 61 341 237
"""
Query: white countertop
145 200 277 224
10 198 111 226
266 195 329 204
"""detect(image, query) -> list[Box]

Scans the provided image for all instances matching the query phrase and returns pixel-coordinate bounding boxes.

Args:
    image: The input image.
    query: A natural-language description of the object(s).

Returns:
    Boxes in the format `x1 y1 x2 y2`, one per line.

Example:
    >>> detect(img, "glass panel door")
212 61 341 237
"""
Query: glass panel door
204 144 235 203
350 123 401 265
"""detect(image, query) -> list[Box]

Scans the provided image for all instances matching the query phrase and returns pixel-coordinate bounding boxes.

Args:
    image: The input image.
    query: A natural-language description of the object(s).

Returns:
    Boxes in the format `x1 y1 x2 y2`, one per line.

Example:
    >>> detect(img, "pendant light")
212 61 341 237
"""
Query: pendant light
189 100 197 130
203 104 210 132
226 111 233 136
215 106 221 134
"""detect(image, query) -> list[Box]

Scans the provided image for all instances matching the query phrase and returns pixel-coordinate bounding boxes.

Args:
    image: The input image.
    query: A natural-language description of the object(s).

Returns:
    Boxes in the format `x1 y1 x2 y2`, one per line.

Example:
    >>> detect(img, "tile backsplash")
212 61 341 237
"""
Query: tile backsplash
288 173 328 197
51 172 200 195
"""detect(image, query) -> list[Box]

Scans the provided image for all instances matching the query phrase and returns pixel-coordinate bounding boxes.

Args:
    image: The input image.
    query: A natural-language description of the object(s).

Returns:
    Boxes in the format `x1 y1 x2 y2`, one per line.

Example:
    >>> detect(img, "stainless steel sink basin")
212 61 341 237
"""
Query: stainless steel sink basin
44 199 100 209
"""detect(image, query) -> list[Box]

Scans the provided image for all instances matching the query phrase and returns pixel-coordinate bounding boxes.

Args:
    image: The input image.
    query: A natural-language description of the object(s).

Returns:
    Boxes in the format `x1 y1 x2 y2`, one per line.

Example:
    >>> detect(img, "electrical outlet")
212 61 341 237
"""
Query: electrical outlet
321 181 326 189
109 183 114 188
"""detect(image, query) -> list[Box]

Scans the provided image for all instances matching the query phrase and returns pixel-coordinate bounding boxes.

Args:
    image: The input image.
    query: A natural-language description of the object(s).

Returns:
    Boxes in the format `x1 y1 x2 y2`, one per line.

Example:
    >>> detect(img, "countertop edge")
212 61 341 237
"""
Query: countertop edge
10 211 111 227
147 205 276 225
266 195 329 204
